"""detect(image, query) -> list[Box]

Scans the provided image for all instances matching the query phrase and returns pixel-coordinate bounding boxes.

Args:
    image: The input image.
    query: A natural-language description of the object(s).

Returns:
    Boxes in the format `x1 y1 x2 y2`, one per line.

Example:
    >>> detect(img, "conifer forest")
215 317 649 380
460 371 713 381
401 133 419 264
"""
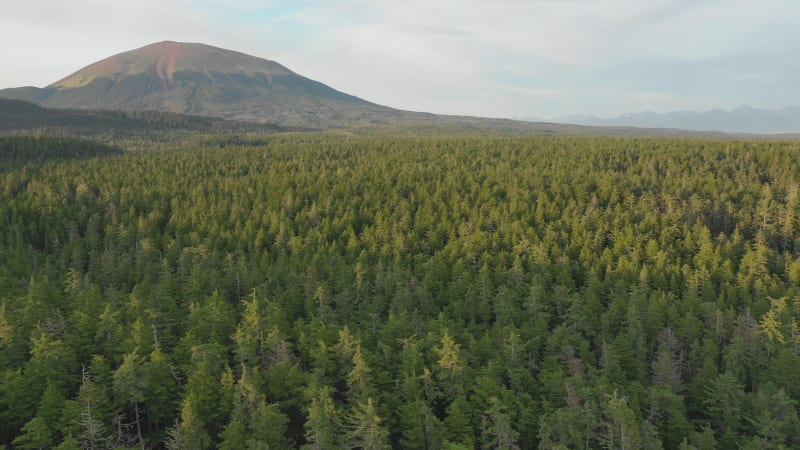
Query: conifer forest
2 133 800 449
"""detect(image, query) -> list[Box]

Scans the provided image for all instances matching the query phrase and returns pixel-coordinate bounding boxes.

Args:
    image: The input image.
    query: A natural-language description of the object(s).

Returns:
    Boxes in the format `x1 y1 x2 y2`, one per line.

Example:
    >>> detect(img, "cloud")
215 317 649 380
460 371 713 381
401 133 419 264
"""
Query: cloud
1 0 214 85
1 0 799 117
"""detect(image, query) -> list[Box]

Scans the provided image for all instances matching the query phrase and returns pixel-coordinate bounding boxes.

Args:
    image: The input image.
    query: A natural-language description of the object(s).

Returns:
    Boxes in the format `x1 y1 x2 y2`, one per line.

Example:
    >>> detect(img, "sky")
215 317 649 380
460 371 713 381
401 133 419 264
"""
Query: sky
2 0 799 119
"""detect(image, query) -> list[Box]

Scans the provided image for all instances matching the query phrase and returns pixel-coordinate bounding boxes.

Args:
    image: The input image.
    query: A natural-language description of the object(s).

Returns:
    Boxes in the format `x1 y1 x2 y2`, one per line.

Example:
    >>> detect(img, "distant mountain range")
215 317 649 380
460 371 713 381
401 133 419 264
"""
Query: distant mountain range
544 106 800 134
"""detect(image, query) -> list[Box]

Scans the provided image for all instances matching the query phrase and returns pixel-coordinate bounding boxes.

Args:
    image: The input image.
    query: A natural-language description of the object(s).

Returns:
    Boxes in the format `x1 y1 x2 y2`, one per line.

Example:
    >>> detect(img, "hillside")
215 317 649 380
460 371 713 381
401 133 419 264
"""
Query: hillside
0 135 122 165
0 41 407 128
0 98 288 136
0 41 638 134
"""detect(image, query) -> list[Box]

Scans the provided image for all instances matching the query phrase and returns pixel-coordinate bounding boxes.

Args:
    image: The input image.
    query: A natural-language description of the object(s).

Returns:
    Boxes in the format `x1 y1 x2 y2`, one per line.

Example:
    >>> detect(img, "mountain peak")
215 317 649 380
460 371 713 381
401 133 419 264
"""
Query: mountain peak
51 41 294 89
0 41 383 127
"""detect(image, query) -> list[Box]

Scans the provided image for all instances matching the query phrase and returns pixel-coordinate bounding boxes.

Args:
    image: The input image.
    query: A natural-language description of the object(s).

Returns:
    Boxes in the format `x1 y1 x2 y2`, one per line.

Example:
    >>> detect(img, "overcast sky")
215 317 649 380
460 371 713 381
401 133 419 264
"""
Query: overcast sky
2 0 799 118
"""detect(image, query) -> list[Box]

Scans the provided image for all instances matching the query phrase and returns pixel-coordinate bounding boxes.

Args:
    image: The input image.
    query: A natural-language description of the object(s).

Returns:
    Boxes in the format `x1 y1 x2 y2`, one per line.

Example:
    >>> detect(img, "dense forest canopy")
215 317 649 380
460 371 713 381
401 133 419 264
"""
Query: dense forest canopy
1 134 800 449
0 99 291 149
0 136 122 165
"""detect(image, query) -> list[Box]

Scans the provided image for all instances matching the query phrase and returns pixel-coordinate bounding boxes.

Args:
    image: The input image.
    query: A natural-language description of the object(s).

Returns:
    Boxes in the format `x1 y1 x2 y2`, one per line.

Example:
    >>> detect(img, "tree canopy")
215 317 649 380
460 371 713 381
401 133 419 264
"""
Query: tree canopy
1 133 800 448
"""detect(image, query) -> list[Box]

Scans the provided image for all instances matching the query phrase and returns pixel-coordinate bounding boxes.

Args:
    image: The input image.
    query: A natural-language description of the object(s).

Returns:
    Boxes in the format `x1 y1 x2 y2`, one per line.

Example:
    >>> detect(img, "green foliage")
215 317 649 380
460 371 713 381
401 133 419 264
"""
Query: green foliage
0 136 121 165
2 133 800 448
178 395 211 450
302 385 340 450
0 98 286 138
703 372 745 448
11 417 52 450
345 398 390 450
399 398 442 450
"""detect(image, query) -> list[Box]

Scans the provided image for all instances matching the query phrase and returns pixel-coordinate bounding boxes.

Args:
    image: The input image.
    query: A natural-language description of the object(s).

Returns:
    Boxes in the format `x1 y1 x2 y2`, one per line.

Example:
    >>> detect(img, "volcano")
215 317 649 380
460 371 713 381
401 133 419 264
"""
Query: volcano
0 41 403 127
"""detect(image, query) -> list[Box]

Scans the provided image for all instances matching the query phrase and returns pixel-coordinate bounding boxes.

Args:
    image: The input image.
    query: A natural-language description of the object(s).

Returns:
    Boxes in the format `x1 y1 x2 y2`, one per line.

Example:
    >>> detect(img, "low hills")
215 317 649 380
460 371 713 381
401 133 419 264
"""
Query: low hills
555 106 800 134
0 135 122 165
0 98 287 135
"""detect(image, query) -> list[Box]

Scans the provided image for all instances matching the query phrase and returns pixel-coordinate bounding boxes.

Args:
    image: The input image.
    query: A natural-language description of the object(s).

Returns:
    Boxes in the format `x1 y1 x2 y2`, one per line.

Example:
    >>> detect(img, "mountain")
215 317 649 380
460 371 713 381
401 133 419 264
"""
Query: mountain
0 42 585 133
6 41 785 135
0 41 406 128
554 106 800 134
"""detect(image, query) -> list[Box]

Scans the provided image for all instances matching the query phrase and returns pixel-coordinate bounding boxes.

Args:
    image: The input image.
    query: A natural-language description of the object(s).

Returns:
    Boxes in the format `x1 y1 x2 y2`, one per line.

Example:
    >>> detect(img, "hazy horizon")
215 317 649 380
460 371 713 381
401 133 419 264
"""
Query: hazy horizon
3 0 799 119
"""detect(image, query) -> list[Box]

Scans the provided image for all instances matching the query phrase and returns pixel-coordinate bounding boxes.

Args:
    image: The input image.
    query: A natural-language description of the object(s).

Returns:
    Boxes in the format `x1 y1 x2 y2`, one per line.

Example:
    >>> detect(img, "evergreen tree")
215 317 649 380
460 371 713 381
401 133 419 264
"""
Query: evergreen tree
302 385 341 450
345 398 390 450
480 397 520 450
435 392 472 448
399 399 442 450
177 396 211 450
703 372 744 448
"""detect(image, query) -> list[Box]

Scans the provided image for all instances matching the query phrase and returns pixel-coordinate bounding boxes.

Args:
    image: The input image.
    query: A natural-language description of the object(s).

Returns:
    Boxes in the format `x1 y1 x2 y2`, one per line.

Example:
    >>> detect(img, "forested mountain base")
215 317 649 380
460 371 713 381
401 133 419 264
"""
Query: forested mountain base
0 136 122 166
0 98 294 152
2 134 800 449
